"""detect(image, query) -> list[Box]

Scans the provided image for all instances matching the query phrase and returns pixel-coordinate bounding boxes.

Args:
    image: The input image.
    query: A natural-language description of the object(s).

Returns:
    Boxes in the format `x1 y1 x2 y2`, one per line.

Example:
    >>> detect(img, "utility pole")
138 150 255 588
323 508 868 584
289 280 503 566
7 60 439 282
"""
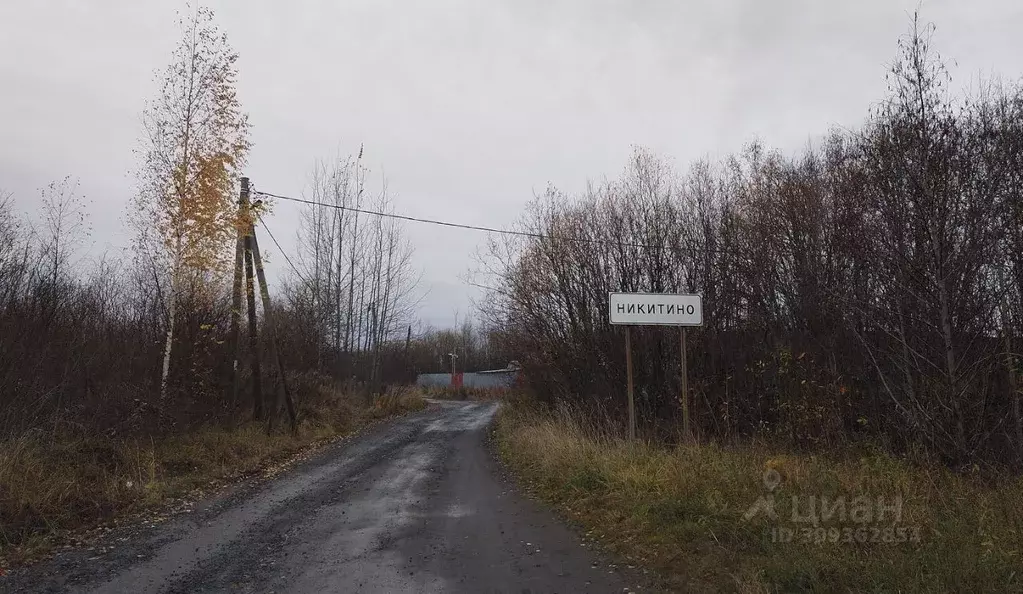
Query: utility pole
229 179 247 405
368 302 380 396
448 351 459 389
249 217 298 435
243 214 262 421
403 325 412 381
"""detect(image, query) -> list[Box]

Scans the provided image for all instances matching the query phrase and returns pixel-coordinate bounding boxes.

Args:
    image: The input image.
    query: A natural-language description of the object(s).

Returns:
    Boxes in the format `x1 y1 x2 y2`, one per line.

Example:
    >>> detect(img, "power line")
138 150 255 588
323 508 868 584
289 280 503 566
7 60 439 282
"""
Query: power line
255 190 552 240
255 212 306 283
253 189 728 254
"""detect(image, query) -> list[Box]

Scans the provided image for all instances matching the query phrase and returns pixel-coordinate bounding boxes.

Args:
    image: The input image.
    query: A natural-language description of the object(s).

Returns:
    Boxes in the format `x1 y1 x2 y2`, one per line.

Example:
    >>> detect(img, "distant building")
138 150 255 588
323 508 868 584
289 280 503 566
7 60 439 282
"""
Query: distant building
416 361 521 389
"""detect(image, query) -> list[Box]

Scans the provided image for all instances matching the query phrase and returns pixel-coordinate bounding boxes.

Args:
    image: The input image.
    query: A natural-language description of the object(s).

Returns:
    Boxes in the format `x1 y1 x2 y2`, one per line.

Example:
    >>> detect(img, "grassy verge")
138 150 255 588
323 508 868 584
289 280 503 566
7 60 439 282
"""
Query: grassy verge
495 407 1023 593
419 385 509 401
0 382 426 567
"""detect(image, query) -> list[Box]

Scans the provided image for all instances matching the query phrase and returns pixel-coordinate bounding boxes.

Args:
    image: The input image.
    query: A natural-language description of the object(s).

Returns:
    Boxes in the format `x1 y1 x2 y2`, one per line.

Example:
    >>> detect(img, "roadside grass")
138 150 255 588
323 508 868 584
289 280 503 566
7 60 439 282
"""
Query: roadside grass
368 386 430 418
496 407 1023 593
420 385 510 401
0 381 427 566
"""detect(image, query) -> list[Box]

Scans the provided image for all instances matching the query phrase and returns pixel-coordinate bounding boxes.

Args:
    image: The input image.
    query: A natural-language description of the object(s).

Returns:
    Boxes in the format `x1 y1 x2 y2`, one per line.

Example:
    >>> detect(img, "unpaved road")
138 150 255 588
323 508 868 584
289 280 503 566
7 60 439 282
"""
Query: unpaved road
4 401 644 593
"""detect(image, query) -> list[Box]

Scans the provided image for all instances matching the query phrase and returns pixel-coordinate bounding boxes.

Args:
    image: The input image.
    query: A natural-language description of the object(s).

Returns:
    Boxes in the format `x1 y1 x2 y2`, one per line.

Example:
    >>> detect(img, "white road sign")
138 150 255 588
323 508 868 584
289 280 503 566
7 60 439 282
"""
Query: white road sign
609 292 703 326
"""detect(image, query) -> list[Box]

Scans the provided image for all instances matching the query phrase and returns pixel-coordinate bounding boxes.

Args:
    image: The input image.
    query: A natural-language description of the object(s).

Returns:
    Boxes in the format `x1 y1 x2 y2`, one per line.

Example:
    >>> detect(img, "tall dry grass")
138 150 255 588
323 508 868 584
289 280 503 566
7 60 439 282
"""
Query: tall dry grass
496 406 1023 593
418 385 510 401
0 378 427 566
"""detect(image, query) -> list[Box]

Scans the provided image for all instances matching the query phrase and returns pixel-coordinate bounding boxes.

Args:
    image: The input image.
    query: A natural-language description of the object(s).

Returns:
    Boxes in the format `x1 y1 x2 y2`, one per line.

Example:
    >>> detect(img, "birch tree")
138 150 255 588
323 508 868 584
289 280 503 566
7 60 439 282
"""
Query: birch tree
134 6 250 402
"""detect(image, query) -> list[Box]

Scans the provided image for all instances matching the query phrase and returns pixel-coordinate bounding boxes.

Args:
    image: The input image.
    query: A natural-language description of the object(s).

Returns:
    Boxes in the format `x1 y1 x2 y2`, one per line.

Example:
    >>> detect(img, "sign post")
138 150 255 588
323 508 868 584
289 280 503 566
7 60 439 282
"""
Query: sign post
681 327 689 441
609 292 703 441
625 326 635 440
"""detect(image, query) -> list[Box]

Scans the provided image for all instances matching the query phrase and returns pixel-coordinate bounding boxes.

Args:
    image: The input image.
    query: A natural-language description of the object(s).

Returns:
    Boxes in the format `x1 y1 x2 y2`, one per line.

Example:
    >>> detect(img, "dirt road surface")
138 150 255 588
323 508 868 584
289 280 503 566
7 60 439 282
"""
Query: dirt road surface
3 401 646 594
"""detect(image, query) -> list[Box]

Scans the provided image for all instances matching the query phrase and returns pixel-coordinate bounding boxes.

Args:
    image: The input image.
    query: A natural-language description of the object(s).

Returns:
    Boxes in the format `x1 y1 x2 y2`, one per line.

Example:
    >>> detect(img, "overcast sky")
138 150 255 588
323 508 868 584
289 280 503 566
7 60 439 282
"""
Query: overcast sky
2 0 1021 327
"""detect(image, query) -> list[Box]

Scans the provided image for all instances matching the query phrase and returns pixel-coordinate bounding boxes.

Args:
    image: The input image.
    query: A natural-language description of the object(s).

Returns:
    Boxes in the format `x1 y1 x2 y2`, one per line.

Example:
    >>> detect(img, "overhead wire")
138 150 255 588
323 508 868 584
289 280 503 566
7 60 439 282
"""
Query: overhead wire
254 211 306 284
252 189 730 255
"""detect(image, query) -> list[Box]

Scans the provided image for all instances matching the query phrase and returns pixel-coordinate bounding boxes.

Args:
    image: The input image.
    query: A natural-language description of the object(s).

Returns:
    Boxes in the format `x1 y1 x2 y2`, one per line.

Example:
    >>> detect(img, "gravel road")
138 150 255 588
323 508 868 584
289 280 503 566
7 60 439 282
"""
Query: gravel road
3 400 645 594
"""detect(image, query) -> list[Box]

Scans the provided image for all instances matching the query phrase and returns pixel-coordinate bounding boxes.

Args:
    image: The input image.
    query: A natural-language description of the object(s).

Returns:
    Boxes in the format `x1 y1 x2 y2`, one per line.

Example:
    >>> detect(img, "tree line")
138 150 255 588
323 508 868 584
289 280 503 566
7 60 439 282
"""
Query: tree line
0 7 424 439
479 17 1023 465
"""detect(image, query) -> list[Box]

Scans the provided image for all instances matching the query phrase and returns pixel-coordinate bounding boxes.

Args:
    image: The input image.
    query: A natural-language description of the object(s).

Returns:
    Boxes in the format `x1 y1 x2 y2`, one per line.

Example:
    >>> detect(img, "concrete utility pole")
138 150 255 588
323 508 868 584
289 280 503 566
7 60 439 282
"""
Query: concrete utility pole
249 219 298 435
448 352 459 376
231 177 264 421
244 214 262 421
229 178 247 405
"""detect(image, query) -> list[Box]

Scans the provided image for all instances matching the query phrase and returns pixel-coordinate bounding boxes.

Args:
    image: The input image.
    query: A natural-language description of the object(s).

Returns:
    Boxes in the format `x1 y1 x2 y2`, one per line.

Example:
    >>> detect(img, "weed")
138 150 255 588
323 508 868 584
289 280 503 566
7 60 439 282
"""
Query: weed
0 379 431 566
496 407 1023 593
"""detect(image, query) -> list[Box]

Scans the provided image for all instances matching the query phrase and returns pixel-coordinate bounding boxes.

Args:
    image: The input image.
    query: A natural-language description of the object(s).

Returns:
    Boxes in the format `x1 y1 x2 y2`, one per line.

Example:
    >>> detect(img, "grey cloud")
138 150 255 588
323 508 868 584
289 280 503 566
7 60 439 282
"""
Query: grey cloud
2 0 1021 326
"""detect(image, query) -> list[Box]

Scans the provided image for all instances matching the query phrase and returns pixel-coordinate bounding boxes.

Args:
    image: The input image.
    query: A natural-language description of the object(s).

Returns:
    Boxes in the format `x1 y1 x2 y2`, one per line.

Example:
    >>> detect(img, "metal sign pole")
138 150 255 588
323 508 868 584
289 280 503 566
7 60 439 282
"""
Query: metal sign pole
626 326 635 441
681 327 690 442
609 292 703 443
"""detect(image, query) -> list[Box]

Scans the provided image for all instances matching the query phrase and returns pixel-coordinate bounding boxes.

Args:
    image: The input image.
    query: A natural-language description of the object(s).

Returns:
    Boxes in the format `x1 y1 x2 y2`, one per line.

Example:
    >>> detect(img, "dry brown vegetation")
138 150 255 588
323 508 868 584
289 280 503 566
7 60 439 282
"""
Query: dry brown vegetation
0 6 432 567
419 386 511 401
0 380 426 566
478 17 1023 467
496 405 1023 592
484 16 1023 591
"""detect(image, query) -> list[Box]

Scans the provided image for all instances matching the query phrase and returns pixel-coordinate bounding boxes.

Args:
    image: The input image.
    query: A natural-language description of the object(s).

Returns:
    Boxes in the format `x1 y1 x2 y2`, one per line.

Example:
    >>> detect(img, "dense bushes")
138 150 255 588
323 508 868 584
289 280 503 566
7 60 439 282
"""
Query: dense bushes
480 20 1023 465
0 185 237 438
0 371 427 559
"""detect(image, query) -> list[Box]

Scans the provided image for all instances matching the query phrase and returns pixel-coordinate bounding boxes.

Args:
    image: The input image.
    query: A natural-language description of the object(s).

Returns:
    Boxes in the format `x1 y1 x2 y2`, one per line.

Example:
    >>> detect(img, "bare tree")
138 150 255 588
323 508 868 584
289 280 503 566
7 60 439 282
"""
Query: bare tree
286 151 421 387
38 177 90 289
477 15 1023 462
